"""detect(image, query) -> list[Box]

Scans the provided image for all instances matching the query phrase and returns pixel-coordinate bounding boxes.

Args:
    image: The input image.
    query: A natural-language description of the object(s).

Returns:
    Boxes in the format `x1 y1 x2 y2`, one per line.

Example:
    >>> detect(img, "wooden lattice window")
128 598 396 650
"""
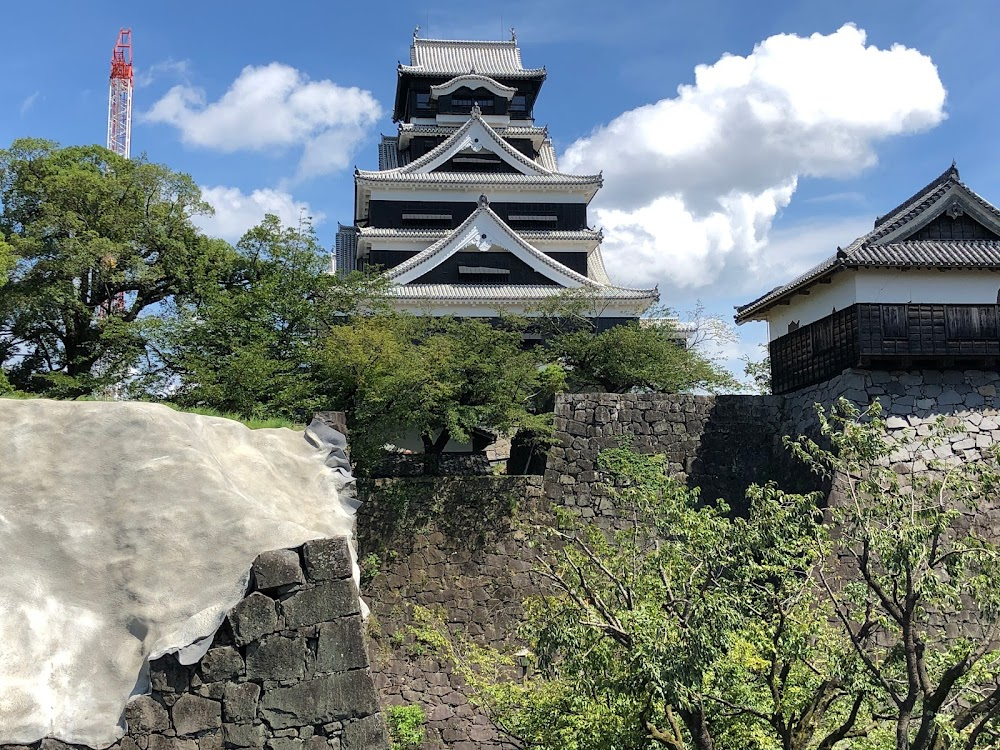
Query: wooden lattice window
881 305 908 339
812 317 834 352
946 306 998 340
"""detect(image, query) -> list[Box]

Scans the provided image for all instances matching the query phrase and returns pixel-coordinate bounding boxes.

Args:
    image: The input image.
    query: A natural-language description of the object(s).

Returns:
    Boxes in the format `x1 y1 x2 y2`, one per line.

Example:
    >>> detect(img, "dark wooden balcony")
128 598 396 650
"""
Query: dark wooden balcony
769 303 1000 394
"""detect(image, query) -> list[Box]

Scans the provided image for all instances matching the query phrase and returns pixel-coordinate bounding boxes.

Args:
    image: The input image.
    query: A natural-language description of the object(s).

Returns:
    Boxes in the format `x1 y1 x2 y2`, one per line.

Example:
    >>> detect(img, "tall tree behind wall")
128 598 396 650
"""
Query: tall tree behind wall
0 139 232 397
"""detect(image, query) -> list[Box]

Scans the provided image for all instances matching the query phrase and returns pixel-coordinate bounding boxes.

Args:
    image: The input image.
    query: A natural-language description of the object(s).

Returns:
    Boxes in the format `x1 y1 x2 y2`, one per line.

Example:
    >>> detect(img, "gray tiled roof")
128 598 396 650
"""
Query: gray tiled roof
378 136 412 170
399 123 547 138
358 226 602 242
401 37 545 79
735 165 1000 322
390 284 656 301
356 170 600 187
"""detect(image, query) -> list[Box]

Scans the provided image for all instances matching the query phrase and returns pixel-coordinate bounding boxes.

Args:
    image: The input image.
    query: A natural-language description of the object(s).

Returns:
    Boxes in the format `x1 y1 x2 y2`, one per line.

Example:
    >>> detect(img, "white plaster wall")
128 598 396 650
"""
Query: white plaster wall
854 269 1000 303
766 274 857 341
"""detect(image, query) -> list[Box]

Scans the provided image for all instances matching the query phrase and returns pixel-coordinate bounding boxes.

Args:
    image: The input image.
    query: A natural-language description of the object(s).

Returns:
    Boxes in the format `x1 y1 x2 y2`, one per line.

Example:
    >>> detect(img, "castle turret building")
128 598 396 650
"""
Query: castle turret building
737 165 1000 394
336 31 657 323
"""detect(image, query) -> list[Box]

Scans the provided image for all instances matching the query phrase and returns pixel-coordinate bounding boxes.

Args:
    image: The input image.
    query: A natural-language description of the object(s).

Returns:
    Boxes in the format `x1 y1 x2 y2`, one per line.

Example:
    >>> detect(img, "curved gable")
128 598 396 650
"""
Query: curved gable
430 74 517 100
387 203 598 287
387 114 552 177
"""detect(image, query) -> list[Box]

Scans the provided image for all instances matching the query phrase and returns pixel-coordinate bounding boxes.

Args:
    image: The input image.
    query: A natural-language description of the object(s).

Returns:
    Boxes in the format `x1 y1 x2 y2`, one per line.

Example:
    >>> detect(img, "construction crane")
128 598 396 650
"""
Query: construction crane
103 28 132 321
107 28 132 159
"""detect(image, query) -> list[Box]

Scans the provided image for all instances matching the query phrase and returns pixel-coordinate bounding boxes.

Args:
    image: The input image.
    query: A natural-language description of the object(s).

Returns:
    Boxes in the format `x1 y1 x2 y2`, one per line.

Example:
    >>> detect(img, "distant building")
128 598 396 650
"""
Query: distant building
736 165 1000 394
335 29 657 324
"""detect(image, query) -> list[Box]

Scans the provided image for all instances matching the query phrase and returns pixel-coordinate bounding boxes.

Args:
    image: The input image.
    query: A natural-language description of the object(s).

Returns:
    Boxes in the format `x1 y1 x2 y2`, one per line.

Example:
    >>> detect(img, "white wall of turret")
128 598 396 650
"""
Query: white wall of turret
766 269 1000 340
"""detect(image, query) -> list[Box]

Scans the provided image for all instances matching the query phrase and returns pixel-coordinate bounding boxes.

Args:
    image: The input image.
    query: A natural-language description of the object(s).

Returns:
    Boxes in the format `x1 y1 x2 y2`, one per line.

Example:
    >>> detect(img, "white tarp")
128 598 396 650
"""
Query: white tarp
0 399 358 748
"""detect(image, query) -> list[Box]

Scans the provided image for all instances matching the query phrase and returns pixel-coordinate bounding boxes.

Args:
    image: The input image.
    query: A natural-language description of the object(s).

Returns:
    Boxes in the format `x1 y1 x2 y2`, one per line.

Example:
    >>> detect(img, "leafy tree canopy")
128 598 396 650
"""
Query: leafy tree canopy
0 138 232 396
320 314 549 464
159 214 388 422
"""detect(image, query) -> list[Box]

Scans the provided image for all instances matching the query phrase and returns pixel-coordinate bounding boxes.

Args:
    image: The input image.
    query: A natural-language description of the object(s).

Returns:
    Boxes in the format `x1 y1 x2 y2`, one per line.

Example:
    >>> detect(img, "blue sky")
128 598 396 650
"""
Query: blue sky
4 0 999 372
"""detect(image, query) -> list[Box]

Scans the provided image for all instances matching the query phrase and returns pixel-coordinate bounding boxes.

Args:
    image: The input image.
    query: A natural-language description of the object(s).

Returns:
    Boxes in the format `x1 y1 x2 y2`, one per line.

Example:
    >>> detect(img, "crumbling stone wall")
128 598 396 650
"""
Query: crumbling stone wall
1 539 388 750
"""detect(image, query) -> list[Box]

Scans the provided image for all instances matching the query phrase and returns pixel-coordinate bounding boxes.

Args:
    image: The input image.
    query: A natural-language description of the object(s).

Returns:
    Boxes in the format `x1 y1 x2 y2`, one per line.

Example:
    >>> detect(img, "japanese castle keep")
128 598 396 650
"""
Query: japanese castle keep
737 165 1000 394
335 31 658 323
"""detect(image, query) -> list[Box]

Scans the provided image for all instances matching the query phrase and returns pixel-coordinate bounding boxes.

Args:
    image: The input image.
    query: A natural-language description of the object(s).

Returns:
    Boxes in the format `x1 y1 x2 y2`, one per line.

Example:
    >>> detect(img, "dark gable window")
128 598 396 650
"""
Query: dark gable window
415 92 432 113
510 95 527 114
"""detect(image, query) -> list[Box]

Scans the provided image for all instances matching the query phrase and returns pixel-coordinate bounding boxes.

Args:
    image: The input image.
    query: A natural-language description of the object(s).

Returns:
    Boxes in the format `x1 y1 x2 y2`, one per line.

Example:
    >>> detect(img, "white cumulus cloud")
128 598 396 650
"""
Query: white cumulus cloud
561 24 947 289
143 63 381 179
196 186 326 243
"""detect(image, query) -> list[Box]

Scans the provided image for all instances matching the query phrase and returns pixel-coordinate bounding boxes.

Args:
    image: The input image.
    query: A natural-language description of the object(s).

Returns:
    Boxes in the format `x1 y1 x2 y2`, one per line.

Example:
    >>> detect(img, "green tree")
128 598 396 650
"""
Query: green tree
527 293 738 394
789 401 1000 750
159 214 387 422
0 138 231 396
408 447 862 750
320 314 548 463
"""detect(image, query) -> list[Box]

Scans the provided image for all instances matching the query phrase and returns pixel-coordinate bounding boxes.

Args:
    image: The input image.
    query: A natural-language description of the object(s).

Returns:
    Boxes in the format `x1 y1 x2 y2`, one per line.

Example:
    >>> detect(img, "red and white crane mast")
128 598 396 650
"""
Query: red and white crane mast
107 28 133 158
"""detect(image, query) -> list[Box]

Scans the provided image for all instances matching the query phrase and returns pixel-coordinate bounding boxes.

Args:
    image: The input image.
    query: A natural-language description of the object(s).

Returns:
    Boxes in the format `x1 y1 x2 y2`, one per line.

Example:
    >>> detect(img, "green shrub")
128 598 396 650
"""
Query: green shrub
385 704 426 750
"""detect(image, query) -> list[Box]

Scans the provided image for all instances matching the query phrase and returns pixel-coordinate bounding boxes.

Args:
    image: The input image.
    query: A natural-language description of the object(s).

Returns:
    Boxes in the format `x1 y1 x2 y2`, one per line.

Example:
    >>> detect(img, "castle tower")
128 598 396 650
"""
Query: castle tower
336 30 657 324
737 165 1000 394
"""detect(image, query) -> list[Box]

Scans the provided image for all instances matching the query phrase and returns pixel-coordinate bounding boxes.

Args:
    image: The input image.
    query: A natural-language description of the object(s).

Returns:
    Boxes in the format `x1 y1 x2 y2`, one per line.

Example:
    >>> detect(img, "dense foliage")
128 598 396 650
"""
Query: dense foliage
158 215 387 422
0 139 232 396
320 314 550 462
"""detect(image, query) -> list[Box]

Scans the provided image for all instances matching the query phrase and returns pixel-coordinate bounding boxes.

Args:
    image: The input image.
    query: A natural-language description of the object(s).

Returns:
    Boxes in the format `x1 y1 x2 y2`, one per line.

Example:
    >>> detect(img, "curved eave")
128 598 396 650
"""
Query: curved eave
356 171 601 187
388 283 658 303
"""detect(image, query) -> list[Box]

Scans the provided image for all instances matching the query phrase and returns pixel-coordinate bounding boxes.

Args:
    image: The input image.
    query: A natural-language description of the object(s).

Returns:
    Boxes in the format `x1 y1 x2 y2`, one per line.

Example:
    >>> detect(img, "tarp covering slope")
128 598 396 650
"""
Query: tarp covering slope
0 399 358 748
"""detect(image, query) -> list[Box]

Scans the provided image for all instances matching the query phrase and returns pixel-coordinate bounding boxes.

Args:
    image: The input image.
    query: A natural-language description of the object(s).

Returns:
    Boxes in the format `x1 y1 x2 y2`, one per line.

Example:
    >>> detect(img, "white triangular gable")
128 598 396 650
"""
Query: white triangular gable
391 115 551 177
387 204 598 287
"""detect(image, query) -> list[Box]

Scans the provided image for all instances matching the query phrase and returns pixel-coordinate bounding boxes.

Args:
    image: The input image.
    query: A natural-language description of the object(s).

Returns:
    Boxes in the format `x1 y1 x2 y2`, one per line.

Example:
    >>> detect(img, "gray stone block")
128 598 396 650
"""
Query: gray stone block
148 737 199 750
173 695 222 736
223 682 261 723
281 580 360 628
223 723 266 748
341 715 389 750
200 647 244 683
228 592 278 646
266 740 302 750
246 633 306 681
126 695 170 733
302 538 353 582
253 549 306 592
259 672 379 728
199 732 223 750
315 616 368 673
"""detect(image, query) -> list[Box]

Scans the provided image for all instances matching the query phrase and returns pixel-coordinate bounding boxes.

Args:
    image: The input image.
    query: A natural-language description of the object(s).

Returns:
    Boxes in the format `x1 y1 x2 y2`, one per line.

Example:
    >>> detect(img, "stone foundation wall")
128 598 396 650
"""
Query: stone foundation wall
360 370 1000 748
2 539 388 750
357 476 546 750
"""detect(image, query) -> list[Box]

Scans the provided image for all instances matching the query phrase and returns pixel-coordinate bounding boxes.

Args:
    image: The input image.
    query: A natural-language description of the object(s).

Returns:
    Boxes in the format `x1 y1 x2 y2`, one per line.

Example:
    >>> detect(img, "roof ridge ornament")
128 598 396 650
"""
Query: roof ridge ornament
413 25 419 40
949 160 960 180
471 103 482 116
478 194 489 207
511 27 517 43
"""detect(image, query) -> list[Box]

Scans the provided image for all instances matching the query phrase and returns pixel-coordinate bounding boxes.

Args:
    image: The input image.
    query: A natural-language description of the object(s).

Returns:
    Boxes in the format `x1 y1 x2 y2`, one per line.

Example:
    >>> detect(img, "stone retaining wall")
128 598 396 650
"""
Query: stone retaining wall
357 475 546 750
2 539 388 750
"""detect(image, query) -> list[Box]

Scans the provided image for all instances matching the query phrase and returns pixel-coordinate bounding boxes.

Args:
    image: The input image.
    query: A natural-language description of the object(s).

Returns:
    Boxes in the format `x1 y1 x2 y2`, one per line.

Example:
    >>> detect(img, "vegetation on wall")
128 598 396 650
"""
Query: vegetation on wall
408 403 1000 750
384 704 427 750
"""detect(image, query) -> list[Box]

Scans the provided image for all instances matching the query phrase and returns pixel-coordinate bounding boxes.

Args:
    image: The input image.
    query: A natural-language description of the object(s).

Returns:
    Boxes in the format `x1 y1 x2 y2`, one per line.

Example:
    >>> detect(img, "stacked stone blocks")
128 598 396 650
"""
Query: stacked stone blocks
0 539 389 750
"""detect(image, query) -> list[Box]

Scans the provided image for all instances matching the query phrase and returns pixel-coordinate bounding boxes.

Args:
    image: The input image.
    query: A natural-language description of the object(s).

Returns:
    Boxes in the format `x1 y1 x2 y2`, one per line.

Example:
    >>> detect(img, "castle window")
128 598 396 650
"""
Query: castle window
881 305 908 339
510 95 527 114
947 306 998 339
415 93 432 113
813 317 834 352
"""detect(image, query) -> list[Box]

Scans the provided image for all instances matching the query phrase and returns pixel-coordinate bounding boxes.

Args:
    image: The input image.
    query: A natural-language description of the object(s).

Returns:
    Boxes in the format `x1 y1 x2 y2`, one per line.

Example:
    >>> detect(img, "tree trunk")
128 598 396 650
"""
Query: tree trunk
422 429 451 454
